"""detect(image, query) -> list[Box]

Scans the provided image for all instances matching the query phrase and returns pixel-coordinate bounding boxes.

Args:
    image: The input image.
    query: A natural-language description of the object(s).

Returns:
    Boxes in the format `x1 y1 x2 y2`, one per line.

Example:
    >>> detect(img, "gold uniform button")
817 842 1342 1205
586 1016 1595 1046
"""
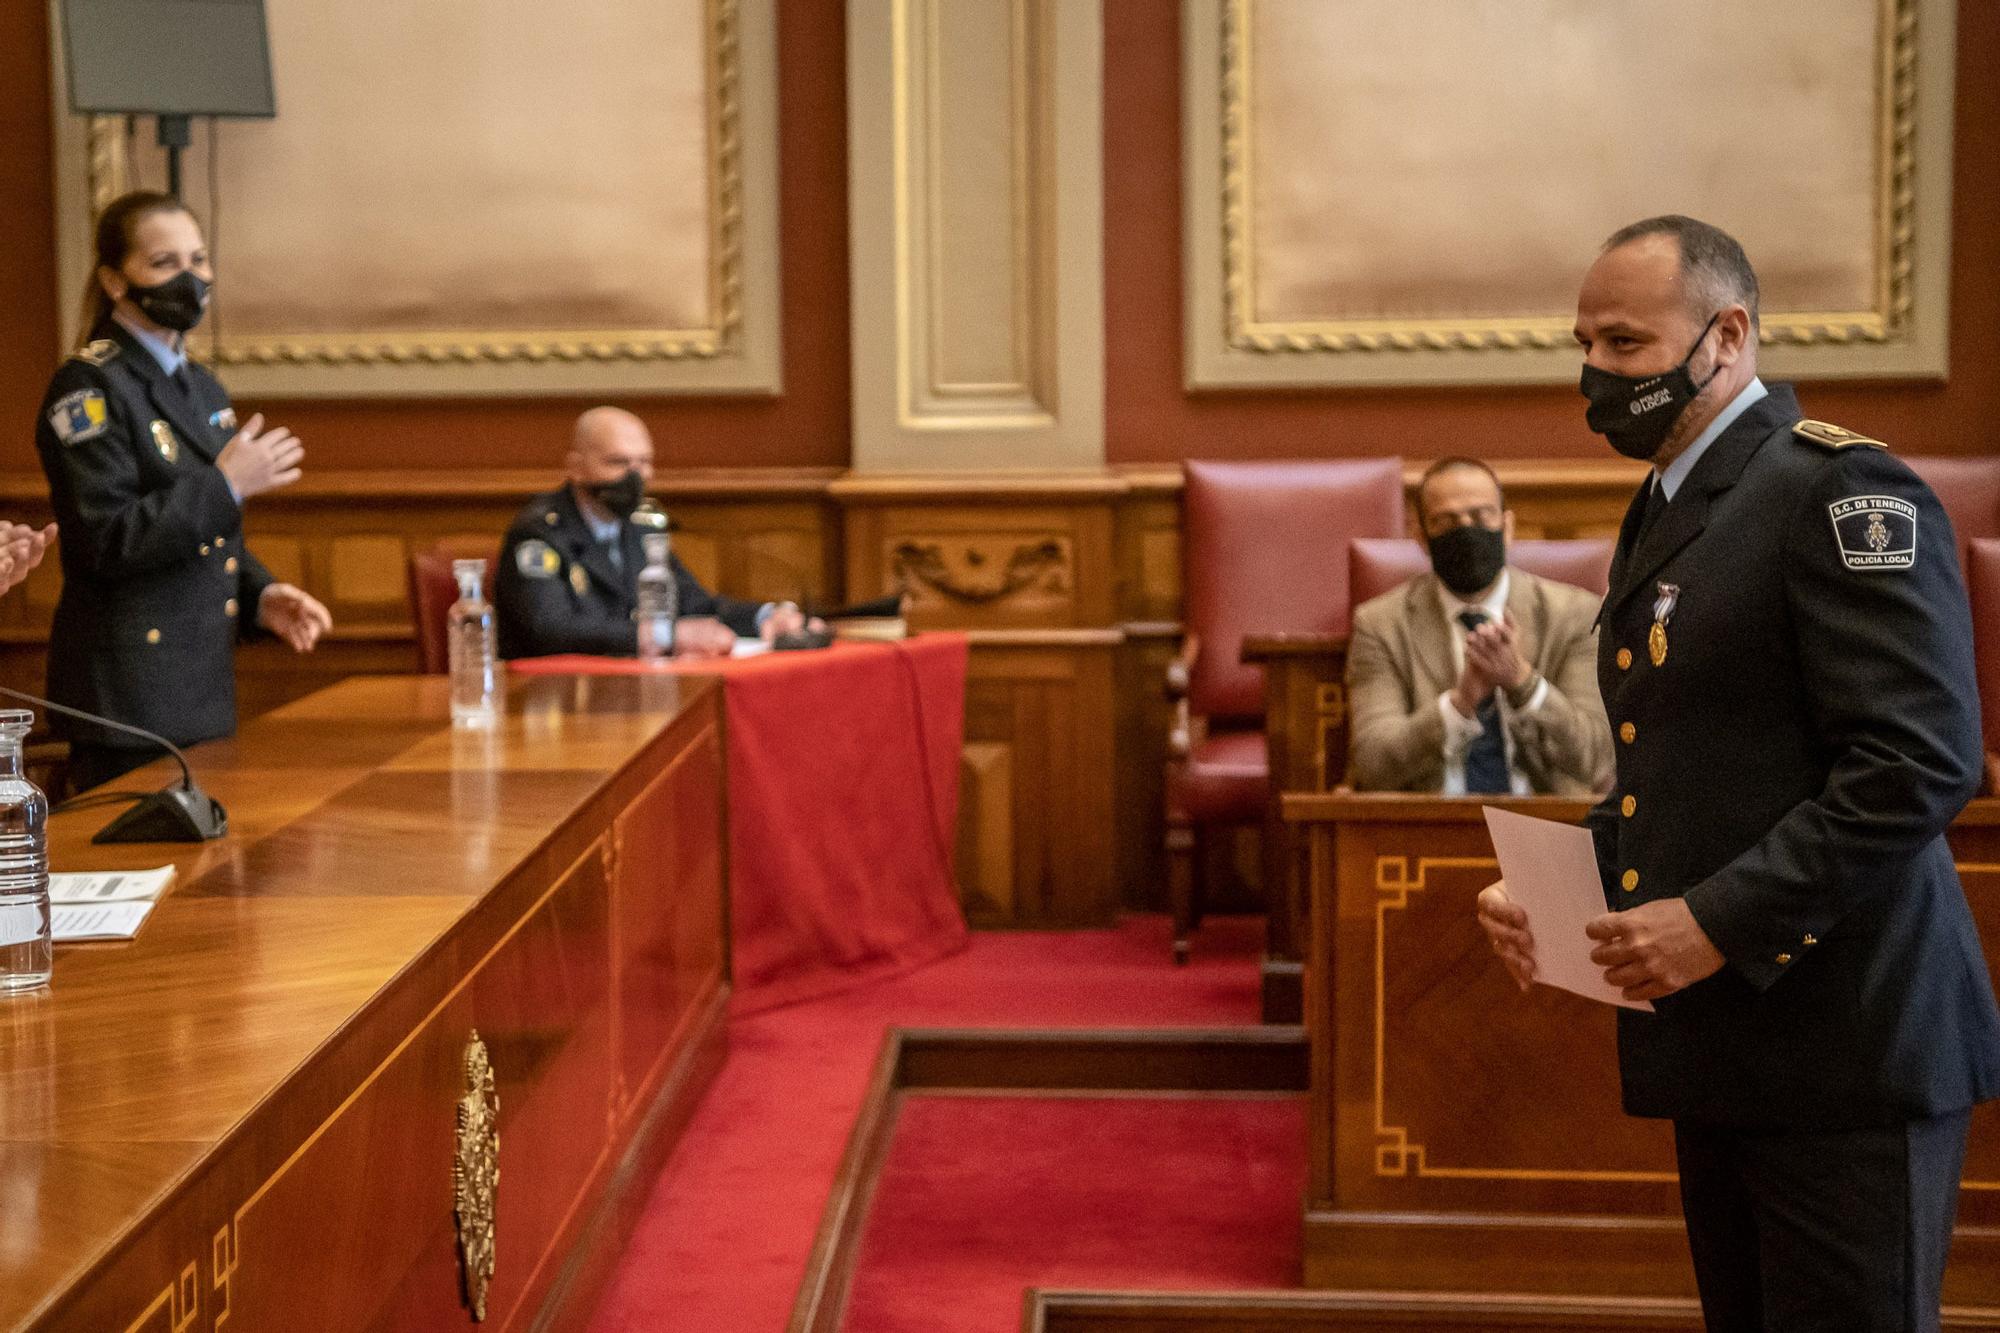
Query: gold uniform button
199 544 210 557
216 536 228 548
1621 869 1639 893
1619 722 1637 744
1621 795 1636 817
145 628 161 645
225 557 238 574
224 598 238 618
1616 648 1633 670
1775 953 1793 965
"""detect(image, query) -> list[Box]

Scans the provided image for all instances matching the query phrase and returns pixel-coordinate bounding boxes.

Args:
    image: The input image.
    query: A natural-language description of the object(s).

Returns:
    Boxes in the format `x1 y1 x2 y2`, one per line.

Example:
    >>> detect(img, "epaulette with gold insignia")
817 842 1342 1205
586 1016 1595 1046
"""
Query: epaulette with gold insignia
68 339 119 367
1794 419 1887 451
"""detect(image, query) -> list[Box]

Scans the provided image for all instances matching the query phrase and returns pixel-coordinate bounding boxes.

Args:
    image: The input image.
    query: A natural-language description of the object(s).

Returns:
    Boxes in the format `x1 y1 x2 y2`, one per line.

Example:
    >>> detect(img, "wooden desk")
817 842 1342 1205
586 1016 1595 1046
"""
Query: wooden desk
1286 792 2000 1306
0 672 727 1332
1241 632 1348 1023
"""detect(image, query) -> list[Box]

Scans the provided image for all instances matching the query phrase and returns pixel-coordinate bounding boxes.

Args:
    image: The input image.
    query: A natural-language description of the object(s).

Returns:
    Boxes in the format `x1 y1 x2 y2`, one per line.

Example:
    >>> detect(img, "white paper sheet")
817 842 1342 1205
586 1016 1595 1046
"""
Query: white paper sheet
51 900 155 943
1482 806 1653 1012
48 866 176 904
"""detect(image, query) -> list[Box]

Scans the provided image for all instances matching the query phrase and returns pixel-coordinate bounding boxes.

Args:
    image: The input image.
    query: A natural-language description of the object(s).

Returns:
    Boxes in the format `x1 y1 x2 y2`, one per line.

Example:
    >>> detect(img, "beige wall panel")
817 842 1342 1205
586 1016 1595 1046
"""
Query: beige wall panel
1183 0 1957 387
49 0 784 398
848 0 1103 470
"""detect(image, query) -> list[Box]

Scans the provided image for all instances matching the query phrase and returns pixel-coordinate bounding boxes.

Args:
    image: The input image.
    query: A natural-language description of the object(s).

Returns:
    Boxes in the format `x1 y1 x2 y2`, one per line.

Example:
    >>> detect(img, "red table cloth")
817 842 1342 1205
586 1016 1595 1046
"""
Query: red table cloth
511 636 969 1013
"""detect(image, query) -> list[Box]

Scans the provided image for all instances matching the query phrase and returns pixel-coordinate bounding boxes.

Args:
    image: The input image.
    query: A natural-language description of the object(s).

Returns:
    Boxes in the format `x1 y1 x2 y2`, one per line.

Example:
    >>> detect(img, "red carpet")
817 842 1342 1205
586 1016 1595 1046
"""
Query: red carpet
585 915 1264 1333
842 1095 1306 1333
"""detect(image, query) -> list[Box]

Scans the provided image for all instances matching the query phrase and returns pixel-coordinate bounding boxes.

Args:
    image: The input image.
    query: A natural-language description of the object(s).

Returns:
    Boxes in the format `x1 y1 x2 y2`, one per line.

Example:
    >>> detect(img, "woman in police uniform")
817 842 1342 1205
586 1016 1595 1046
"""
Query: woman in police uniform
35 190 332 793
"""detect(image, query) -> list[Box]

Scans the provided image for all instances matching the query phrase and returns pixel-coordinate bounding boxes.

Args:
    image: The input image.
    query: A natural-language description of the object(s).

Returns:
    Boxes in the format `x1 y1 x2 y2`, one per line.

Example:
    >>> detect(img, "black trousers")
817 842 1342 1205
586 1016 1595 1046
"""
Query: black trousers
63 742 153 798
1674 1110 1970 1332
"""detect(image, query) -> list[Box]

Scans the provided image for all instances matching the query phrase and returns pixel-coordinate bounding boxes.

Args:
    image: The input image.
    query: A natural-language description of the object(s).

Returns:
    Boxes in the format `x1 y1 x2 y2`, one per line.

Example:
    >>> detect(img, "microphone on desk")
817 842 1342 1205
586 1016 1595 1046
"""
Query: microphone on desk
0 686 228 844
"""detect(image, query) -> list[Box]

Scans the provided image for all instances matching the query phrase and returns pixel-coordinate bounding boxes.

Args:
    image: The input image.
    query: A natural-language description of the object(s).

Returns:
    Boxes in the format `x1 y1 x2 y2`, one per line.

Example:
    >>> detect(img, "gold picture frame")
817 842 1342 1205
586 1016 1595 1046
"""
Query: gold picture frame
49 0 782 399
1182 0 1956 389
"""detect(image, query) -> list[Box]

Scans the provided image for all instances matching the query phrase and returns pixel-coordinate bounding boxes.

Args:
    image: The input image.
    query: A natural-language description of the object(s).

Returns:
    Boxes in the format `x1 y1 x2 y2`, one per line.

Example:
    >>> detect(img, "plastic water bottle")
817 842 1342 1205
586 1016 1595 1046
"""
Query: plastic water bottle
449 558 498 727
635 531 678 664
0 710 51 993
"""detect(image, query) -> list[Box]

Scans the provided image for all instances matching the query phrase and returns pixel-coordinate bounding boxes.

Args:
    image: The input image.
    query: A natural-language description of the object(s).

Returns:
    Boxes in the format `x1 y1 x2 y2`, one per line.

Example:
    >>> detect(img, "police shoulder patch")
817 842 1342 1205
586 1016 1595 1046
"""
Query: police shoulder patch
47 389 110 445
1827 494 1917 572
1795 419 1887 451
68 339 119 368
516 539 560 579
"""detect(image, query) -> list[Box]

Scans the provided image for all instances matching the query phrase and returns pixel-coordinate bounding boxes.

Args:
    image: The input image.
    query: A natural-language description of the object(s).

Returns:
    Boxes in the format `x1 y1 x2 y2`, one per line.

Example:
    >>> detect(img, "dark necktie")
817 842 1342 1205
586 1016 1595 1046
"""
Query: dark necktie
1634 477 1670 548
602 533 624 574
171 363 192 396
1457 609 1511 794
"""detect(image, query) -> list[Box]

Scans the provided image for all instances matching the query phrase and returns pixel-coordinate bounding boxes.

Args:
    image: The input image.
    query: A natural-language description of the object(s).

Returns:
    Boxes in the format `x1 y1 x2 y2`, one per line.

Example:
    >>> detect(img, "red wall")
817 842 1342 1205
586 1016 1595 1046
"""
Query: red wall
0 1 850 473
1102 0 2000 463
6 4 1996 474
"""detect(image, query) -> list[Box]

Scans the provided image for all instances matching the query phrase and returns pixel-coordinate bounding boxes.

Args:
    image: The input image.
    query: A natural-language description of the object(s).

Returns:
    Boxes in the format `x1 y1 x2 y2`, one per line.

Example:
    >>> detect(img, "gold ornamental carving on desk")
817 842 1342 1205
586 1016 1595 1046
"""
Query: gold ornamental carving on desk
454 1031 500 1322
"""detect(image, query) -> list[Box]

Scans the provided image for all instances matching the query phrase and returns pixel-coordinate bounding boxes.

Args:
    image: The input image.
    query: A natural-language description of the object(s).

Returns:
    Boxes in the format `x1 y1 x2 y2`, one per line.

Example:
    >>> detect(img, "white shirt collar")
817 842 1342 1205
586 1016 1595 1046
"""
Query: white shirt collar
112 311 187 378
1657 377 1767 500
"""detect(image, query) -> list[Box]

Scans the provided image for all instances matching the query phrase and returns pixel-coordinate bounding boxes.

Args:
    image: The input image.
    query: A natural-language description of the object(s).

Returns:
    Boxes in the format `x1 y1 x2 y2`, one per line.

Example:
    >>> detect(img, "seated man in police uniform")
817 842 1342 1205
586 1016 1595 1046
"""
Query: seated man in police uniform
495 407 812 660
1347 457 1611 795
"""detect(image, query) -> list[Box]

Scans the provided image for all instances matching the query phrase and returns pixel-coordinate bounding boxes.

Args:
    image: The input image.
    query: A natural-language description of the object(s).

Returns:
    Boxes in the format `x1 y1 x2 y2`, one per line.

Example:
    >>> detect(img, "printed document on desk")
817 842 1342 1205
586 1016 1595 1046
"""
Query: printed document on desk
1482 806 1652 1012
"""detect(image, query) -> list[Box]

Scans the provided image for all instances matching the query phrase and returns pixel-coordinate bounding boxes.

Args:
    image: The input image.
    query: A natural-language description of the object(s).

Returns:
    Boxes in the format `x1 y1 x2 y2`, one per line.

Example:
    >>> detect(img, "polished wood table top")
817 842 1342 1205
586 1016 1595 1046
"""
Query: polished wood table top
0 671 715 1329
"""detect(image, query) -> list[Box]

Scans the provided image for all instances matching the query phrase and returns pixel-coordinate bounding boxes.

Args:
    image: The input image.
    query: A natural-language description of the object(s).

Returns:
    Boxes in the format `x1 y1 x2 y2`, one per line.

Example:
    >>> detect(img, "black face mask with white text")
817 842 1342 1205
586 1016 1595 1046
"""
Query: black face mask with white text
124 270 210 334
1578 314 1720 462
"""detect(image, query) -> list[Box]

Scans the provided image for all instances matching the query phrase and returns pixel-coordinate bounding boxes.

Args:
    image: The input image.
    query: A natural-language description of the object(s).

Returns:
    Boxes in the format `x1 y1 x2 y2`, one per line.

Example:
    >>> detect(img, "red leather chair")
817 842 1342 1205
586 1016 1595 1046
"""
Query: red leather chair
1166 458 1406 962
1349 536 1615 608
408 540 504 674
1905 458 2000 789
1907 457 2000 565
1966 538 2000 791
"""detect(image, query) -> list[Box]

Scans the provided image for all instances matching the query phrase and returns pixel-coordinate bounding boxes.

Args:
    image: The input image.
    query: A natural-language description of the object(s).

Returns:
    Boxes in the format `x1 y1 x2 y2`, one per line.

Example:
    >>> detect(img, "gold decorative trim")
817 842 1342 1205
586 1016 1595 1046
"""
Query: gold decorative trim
1220 0 1916 356
454 1031 500 1322
122 1261 199 1333
1311 683 1345 789
211 1223 239 1330
83 0 745 368
1371 855 1677 1184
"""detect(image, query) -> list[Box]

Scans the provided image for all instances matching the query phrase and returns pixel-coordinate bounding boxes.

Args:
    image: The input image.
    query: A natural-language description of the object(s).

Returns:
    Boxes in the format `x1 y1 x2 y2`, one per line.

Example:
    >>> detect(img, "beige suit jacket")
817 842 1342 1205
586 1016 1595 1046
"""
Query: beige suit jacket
1345 568 1612 796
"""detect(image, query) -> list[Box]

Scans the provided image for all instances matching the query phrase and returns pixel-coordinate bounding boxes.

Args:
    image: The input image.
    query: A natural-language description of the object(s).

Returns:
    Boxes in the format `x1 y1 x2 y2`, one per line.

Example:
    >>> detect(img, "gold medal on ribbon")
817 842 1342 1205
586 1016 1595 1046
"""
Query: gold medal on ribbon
150 419 179 463
1649 581 1680 667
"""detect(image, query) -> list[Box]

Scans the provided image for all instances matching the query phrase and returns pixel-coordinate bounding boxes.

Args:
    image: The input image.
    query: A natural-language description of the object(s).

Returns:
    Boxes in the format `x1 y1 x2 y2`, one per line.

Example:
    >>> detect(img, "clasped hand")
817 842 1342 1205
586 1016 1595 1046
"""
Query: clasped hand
1476 881 1727 1002
1452 613 1532 717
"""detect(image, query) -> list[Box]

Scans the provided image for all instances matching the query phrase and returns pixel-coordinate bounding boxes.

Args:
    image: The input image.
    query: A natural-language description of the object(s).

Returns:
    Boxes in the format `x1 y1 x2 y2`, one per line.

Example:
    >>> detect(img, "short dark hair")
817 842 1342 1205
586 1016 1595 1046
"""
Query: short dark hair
1600 214 1760 333
1416 457 1504 524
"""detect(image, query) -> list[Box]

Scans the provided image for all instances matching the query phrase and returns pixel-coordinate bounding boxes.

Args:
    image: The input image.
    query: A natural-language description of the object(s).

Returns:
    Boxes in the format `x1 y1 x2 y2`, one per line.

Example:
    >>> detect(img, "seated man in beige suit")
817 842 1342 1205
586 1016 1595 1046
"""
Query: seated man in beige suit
1348 457 1611 795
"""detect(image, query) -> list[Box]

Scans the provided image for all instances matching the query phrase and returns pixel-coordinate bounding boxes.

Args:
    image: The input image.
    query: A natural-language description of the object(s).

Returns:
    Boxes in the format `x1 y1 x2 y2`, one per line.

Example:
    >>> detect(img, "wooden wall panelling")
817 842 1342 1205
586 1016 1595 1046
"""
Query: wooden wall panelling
963 633 1120 925
1286 793 2000 1306
834 475 1123 925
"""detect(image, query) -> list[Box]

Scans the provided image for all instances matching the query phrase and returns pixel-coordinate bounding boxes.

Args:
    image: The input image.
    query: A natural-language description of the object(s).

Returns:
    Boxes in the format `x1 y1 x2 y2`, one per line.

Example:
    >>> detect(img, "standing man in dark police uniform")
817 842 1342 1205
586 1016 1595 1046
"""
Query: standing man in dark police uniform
495 406 815 660
36 191 330 793
1478 215 2000 1331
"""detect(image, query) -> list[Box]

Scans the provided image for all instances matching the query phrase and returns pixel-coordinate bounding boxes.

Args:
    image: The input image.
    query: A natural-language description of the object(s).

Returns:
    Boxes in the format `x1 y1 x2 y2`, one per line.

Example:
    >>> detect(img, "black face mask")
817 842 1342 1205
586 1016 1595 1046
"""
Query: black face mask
591 470 647 519
1578 314 1720 462
1427 523 1507 598
124 270 210 333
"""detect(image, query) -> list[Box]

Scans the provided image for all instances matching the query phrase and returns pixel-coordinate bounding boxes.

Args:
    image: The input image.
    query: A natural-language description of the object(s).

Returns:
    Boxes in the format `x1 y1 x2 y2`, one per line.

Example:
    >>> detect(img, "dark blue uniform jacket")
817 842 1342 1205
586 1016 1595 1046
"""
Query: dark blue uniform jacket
34 323 273 751
1593 384 2000 1128
494 486 763 659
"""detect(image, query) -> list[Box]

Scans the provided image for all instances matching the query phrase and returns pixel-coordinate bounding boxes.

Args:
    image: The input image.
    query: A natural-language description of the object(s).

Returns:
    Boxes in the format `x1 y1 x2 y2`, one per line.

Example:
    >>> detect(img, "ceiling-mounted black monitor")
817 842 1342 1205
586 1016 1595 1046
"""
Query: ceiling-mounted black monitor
60 0 275 119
